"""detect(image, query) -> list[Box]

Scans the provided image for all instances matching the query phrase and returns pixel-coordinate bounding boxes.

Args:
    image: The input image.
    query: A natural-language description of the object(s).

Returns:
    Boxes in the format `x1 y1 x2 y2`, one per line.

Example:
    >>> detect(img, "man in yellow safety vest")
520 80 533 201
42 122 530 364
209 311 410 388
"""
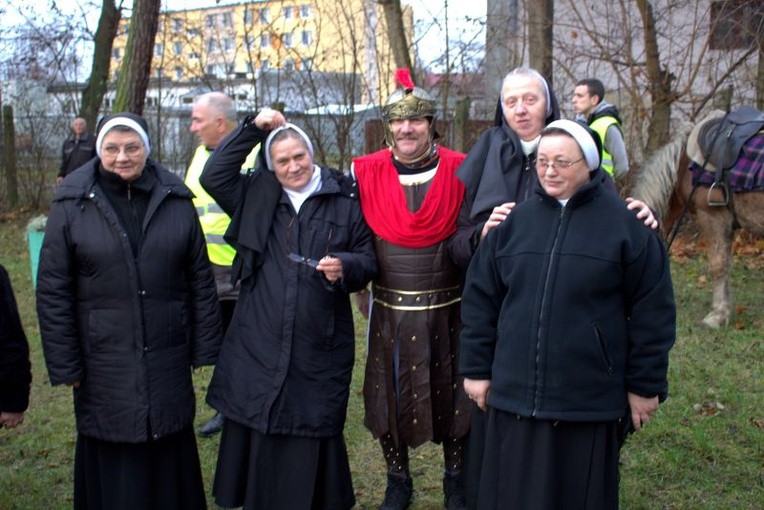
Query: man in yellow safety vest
186 92 258 437
572 78 630 183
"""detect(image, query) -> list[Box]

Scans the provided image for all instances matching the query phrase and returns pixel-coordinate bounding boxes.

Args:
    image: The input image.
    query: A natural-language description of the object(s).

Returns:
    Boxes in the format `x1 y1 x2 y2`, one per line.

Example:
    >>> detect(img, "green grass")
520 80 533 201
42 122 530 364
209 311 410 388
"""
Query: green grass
1 212 761 509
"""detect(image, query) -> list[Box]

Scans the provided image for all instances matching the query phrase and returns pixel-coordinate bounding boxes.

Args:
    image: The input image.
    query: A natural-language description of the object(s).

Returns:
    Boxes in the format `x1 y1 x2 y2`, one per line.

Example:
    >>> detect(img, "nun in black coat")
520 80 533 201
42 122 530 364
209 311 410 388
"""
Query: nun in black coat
0 263 31 430
449 68 654 508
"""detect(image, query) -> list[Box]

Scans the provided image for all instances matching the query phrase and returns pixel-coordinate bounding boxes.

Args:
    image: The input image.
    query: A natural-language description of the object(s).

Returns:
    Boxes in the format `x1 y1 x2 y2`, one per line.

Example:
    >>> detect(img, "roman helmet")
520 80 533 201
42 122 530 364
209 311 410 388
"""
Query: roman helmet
382 68 437 148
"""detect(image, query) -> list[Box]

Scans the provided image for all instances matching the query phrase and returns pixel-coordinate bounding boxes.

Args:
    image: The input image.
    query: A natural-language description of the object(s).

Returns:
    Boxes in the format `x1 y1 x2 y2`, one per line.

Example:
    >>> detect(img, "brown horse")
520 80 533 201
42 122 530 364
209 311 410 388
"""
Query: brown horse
632 122 764 328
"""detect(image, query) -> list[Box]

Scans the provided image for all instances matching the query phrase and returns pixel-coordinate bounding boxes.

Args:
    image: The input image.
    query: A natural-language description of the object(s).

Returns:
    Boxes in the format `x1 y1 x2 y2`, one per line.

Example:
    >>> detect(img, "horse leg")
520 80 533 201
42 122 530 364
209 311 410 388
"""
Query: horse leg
694 207 734 328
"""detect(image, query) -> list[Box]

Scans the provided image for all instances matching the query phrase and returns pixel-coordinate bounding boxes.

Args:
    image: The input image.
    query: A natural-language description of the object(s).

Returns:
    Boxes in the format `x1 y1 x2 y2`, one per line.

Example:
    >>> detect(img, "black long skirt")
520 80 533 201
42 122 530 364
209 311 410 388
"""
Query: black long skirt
476 408 619 510
213 419 356 510
465 403 487 509
74 426 206 510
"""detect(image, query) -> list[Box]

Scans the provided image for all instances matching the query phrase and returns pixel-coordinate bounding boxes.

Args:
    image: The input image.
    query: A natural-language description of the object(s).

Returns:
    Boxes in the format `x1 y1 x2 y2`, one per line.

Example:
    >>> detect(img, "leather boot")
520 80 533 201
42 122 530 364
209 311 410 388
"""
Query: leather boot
443 471 467 510
378 472 413 510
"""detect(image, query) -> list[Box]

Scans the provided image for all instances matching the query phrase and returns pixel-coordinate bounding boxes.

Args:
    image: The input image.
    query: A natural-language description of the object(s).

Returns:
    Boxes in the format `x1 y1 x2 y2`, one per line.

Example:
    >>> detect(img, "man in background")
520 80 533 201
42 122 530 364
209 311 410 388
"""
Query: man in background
57 117 96 184
187 92 258 437
572 78 630 183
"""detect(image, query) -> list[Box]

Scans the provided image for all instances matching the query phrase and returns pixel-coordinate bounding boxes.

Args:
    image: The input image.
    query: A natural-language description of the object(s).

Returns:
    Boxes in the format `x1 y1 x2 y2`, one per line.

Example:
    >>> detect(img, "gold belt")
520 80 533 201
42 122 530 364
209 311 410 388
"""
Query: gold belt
371 283 461 311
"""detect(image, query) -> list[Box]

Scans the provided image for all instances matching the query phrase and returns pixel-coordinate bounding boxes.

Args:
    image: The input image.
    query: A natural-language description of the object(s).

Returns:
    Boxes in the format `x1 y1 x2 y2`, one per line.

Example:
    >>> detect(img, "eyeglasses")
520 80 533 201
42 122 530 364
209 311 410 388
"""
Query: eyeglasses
284 217 332 269
535 156 585 171
102 144 144 157
287 252 320 268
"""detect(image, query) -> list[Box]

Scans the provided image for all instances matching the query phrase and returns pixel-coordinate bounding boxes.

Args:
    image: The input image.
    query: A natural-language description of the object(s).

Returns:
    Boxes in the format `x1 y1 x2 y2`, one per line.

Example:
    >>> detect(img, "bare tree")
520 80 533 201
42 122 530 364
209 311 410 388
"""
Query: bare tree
2 105 17 207
80 0 121 128
485 0 521 94
527 0 554 85
377 0 414 75
552 0 759 164
113 0 160 113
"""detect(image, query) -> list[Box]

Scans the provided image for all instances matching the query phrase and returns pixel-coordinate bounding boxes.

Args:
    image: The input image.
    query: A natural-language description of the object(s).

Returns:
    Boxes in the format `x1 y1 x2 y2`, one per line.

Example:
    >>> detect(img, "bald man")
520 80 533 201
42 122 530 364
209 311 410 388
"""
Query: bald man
187 92 259 437
58 117 96 184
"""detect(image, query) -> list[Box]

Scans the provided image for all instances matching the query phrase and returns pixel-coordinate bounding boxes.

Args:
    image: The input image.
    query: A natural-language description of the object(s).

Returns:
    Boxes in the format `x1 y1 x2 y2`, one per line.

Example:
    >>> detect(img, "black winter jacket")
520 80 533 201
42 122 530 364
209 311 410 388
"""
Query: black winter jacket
201 119 378 437
0 264 32 414
460 170 676 422
36 158 222 443
59 133 97 178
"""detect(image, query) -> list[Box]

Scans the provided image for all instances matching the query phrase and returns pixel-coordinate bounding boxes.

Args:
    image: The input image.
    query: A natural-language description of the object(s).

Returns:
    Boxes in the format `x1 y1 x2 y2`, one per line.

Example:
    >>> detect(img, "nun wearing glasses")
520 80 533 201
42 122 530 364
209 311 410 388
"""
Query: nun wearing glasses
200 109 377 510
459 120 676 509
37 112 222 509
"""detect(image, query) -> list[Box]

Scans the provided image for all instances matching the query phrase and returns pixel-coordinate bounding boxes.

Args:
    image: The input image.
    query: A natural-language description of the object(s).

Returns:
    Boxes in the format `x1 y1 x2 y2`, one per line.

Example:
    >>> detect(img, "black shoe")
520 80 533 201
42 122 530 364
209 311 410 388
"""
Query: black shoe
443 472 466 510
198 412 224 437
378 473 413 510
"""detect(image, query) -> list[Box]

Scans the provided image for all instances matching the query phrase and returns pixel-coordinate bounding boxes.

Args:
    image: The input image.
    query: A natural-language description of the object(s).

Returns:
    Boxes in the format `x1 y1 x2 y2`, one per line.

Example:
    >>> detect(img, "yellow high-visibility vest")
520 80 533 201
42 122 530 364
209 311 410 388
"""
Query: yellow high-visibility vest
589 116 620 177
184 144 259 266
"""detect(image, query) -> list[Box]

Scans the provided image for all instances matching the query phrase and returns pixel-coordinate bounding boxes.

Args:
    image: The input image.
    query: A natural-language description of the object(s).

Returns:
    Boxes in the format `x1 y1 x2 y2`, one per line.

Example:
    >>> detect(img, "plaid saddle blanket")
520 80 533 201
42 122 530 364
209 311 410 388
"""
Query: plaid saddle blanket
690 132 764 191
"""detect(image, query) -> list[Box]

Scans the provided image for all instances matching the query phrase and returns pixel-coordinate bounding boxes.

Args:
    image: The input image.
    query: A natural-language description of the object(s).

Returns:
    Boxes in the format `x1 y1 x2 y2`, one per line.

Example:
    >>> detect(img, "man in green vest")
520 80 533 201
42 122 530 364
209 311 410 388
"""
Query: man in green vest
187 92 258 437
572 78 630 182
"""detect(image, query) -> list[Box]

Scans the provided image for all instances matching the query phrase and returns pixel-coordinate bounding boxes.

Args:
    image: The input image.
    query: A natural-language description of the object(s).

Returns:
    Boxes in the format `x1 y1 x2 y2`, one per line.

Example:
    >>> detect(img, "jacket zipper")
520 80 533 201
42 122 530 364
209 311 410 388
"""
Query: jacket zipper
532 205 566 416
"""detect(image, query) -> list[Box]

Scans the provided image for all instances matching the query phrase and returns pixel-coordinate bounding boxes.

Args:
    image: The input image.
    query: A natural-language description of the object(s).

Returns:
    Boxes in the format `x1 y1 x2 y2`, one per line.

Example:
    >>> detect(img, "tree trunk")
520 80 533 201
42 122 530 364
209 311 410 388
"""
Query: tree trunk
527 0 554 87
453 97 471 153
113 0 160 114
636 0 674 155
2 105 18 207
80 0 121 128
377 0 413 76
486 0 519 94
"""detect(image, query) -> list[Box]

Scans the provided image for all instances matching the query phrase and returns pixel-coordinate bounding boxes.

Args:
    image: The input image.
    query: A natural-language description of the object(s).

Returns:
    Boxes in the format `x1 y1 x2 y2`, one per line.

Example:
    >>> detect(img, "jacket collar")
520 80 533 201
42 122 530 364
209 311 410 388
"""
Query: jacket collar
277 166 341 206
535 167 605 209
54 158 192 202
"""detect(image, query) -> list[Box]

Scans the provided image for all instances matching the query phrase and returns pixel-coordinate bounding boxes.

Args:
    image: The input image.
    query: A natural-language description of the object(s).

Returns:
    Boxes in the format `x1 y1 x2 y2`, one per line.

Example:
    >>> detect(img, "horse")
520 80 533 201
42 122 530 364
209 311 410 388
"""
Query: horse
631 121 764 329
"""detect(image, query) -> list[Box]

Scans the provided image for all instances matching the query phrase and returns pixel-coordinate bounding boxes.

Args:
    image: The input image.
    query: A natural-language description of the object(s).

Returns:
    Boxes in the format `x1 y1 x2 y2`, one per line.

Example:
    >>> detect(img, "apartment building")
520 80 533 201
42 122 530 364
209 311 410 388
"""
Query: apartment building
111 0 414 105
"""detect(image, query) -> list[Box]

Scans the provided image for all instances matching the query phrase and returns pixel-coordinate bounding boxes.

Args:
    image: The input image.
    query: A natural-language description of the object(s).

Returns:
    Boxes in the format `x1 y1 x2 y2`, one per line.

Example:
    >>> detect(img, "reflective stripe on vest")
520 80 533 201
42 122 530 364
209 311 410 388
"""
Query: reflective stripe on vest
589 116 619 177
185 144 259 266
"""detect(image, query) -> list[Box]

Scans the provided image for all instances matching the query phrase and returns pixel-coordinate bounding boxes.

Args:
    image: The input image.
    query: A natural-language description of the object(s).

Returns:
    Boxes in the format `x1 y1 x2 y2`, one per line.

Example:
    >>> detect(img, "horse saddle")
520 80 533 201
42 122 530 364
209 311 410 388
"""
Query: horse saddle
689 106 764 205
697 106 764 171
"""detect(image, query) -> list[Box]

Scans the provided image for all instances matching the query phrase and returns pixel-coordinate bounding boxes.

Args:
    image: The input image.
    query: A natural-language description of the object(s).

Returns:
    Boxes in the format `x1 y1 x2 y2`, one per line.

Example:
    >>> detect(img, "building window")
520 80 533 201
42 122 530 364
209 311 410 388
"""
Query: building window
206 14 216 28
188 27 200 37
283 33 293 47
155 69 163 79
302 57 312 70
300 5 311 18
284 58 294 71
710 0 763 50
244 9 253 24
245 35 255 48
174 41 182 54
246 61 254 73
261 59 270 71
222 12 232 27
174 67 183 80
207 39 216 53
172 18 182 32
259 8 270 24
301 30 312 45
224 38 234 53
206 65 216 76
260 34 270 48
284 6 293 19
154 43 163 57
188 52 200 60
